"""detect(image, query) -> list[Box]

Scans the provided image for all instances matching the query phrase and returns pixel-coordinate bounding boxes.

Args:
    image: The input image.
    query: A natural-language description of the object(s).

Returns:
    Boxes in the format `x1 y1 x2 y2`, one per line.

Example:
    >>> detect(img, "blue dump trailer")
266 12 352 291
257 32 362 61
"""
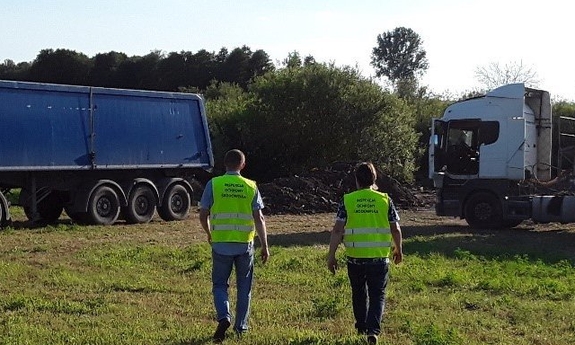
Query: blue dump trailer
0 80 214 226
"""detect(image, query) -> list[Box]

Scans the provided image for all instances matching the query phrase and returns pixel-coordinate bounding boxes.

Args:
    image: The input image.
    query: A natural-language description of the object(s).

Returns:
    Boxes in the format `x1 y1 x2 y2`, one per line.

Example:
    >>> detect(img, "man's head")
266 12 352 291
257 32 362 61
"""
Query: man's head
355 162 378 189
224 149 246 172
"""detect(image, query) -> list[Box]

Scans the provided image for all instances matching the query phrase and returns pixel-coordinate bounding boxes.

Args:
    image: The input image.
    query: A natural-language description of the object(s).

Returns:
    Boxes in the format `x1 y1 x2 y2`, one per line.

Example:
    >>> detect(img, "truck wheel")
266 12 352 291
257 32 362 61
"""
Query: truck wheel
124 185 157 224
158 184 190 221
464 192 503 229
23 191 63 224
87 186 120 225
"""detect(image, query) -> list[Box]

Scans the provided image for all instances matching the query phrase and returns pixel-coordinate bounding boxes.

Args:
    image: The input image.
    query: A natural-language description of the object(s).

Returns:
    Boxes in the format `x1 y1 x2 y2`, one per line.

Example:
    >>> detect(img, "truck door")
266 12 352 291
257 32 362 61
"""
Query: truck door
430 119 482 176
429 119 447 178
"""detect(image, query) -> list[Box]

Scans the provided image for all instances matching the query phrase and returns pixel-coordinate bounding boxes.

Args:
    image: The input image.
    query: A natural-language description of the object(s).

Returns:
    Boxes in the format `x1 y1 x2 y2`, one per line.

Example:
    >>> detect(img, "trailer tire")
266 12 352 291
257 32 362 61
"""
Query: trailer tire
0 192 11 228
87 186 120 225
502 219 523 228
0 198 4 228
124 185 157 224
65 207 90 225
158 184 190 221
464 192 503 229
23 191 63 224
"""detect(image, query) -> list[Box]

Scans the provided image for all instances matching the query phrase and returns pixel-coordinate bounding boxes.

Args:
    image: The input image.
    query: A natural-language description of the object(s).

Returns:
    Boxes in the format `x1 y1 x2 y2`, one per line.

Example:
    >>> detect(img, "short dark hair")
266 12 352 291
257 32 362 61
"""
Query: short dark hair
224 149 245 170
355 162 377 189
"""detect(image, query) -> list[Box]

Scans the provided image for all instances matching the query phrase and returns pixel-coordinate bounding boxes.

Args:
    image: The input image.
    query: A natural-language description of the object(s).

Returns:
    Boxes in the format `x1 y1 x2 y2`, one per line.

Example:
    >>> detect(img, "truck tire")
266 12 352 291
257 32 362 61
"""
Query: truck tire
87 185 120 225
23 191 63 224
158 184 190 221
464 192 503 229
124 185 157 224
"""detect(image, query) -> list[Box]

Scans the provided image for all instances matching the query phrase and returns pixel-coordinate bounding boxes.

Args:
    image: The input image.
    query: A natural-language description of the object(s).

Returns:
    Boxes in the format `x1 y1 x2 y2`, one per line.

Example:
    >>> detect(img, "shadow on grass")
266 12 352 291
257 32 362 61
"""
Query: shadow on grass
267 230 331 247
267 222 575 265
7 219 73 230
403 223 575 265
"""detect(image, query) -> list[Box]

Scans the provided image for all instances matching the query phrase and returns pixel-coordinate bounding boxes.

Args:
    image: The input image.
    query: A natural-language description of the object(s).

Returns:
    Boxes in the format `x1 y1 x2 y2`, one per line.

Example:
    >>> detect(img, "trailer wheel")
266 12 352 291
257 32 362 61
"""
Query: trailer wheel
0 198 5 228
65 209 90 225
124 185 157 224
502 219 523 228
464 192 503 229
158 184 190 221
87 186 120 225
23 191 63 224
0 191 10 228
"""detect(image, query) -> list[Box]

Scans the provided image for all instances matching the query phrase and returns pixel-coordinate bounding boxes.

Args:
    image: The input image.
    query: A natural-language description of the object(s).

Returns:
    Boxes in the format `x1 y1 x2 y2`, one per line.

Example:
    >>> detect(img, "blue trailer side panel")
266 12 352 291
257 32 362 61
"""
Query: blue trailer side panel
92 90 208 168
0 81 213 171
0 83 91 169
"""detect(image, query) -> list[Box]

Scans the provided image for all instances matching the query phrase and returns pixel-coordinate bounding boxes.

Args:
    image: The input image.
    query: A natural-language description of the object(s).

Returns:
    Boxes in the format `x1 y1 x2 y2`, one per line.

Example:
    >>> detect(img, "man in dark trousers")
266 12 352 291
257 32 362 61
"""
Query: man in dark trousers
327 162 403 345
199 149 269 343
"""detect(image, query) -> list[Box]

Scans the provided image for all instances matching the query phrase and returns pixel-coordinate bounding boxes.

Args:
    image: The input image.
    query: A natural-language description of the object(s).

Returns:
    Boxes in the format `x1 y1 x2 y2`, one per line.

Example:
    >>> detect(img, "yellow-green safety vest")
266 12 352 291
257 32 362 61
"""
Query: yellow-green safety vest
210 174 257 243
343 188 392 258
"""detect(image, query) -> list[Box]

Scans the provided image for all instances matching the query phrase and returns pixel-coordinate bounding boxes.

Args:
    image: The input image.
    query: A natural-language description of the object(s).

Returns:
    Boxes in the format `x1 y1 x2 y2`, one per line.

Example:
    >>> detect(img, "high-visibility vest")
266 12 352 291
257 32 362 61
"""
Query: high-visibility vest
343 189 392 258
210 174 257 243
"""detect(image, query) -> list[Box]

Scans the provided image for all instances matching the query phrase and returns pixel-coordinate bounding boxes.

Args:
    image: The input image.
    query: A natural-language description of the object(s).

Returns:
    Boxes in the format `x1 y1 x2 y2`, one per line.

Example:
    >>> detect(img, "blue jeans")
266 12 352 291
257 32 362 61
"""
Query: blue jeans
346 258 389 336
211 248 254 333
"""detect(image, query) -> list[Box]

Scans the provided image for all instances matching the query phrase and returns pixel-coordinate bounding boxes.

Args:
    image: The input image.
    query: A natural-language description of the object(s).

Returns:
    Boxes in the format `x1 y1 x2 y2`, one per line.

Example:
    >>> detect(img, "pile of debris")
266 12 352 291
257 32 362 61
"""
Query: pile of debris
257 162 434 215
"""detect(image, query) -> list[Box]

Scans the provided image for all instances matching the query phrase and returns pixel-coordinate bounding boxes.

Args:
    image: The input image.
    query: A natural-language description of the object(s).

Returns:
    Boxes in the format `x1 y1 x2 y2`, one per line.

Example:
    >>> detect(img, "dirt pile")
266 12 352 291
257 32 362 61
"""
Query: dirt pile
257 162 434 215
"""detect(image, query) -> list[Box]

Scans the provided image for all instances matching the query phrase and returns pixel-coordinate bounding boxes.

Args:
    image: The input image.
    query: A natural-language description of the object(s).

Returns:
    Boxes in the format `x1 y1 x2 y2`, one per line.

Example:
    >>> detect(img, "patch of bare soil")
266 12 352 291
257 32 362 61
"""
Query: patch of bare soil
256 162 435 215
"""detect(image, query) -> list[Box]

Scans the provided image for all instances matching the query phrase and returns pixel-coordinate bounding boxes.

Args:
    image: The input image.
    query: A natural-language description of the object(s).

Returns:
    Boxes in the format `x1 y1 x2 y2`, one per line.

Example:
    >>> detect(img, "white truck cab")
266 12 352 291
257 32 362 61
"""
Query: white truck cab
428 84 574 228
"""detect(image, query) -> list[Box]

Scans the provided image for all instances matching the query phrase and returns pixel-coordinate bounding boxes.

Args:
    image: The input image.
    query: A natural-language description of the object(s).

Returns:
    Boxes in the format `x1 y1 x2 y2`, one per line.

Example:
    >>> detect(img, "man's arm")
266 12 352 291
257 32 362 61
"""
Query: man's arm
198 180 213 243
253 209 269 263
327 220 345 274
199 208 211 243
390 222 403 264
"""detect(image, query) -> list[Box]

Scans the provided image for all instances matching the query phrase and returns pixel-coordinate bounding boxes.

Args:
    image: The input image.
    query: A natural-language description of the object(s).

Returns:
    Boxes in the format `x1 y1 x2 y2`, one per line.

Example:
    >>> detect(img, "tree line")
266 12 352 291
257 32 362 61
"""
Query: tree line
0 46 274 91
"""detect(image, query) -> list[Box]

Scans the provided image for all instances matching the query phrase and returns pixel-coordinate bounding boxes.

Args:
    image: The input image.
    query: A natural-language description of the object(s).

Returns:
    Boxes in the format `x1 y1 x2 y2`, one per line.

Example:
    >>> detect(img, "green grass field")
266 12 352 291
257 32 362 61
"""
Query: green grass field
0 208 574 345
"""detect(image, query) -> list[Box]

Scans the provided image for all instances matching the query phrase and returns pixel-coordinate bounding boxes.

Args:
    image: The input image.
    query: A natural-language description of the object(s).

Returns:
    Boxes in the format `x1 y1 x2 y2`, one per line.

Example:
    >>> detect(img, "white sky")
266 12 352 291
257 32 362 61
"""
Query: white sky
2 0 574 100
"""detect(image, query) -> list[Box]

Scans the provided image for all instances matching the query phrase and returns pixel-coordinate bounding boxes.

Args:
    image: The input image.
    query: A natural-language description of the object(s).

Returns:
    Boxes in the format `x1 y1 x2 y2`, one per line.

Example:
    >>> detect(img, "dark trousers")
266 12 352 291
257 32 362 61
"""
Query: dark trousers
346 258 389 336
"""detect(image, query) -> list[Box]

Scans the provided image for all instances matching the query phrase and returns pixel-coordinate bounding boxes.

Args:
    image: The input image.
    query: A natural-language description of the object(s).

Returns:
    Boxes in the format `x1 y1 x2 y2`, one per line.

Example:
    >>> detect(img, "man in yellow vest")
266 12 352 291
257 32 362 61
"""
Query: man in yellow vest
327 162 403 345
199 149 269 343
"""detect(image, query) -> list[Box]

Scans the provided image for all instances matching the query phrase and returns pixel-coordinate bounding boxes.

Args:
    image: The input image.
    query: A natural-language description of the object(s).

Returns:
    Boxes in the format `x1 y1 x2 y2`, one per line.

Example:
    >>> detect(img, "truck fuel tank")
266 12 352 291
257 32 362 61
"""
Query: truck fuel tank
532 195 575 223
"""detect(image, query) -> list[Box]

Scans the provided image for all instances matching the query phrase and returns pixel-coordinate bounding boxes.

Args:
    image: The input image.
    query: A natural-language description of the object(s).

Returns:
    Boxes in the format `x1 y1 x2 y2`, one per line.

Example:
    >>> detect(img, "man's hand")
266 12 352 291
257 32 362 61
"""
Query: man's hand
327 256 338 274
260 246 270 264
393 247 403 264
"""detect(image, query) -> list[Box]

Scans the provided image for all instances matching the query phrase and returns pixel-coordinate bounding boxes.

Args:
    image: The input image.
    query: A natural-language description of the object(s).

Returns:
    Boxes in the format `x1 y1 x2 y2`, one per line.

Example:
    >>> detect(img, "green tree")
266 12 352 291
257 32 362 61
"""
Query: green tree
88 51 127 87
248 49 275 78
371 27 429 89
187 49 217 90
283 51 303 68
154 51 186 90
0 59 30 80
209 61 419 182
204 82 254 173
115 51 163 89
28 49 92 85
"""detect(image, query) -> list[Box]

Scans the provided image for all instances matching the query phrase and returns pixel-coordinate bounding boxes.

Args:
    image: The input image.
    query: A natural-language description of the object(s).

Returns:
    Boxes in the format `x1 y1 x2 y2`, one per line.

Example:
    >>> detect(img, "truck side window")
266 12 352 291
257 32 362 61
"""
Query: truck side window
478 121 499 146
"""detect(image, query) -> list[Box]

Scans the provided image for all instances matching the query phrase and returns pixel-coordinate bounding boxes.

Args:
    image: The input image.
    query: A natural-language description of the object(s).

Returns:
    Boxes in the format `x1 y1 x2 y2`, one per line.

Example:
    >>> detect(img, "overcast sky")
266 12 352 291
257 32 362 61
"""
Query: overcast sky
2 0 573 100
